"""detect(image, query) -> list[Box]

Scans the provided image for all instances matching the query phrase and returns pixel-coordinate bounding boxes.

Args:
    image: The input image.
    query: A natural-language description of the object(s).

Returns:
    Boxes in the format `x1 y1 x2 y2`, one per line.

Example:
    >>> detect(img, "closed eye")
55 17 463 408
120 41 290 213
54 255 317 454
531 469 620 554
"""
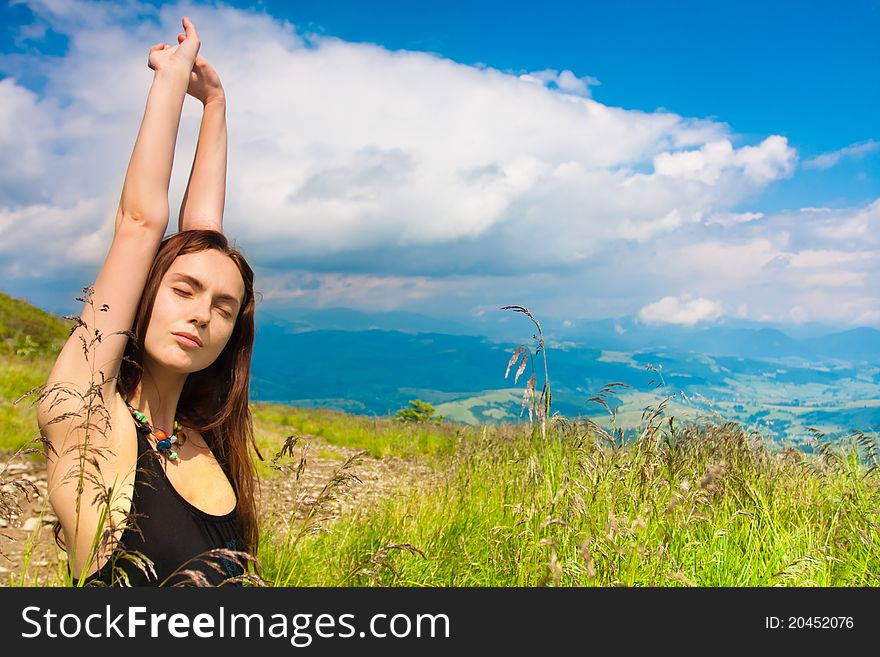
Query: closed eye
174 287 233 318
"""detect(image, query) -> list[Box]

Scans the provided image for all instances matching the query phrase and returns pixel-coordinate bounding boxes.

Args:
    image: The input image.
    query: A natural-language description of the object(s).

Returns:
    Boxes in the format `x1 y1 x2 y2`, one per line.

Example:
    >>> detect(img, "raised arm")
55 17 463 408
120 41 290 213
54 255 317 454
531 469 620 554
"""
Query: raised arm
177 50 227 233
118 22 202 227
38 17 201 579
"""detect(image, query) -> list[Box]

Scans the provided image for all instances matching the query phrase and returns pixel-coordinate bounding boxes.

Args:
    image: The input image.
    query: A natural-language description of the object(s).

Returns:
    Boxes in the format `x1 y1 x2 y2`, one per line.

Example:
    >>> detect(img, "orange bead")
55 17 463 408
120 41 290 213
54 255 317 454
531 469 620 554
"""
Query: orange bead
154 430 167 441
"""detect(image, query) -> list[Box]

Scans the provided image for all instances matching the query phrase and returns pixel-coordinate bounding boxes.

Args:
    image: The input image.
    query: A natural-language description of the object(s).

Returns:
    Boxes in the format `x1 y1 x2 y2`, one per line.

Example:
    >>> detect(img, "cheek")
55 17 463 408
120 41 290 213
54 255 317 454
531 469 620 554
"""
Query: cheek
149 291 176 324
211 324 235 353
142 314 161 346
144 295 172 337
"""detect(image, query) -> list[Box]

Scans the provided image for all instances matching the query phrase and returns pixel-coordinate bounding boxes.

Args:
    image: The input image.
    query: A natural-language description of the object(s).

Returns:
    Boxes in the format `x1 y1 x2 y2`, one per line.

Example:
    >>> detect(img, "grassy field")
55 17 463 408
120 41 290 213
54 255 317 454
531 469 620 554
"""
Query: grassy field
4 374 880 586
256 411 880 586
0 291 69 454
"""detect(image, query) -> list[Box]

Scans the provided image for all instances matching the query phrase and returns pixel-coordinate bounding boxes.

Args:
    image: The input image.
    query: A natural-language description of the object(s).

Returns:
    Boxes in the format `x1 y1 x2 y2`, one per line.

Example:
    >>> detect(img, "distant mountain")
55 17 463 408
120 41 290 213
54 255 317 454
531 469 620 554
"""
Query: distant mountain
4 289 879 440
804 327 880 362
258 306 477 336
249 323 880 442
631 326 811 359
251 325 511 415
257 306 878 363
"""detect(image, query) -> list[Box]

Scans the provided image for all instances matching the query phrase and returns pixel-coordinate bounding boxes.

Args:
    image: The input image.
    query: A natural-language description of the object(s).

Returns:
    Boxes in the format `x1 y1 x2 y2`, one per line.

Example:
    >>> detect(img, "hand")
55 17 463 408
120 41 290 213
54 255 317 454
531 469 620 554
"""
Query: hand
147 16 200 77
176 36 224 105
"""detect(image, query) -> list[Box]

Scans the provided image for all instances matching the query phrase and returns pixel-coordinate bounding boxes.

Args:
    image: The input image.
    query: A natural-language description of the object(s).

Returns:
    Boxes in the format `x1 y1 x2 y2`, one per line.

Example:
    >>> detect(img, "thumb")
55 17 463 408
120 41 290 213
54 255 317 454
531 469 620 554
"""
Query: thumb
182 15 199 41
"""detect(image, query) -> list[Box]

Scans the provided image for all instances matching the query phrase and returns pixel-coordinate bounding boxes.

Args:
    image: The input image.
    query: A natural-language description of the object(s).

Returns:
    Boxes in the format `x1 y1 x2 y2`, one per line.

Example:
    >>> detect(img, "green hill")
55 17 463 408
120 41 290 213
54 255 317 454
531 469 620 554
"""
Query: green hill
0 291 73 451
0 291 70 358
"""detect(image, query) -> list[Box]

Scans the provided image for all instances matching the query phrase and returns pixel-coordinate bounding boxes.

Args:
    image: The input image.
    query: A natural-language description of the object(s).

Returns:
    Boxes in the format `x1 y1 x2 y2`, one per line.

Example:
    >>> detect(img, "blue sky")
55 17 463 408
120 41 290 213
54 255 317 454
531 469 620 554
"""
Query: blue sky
0 0 878 331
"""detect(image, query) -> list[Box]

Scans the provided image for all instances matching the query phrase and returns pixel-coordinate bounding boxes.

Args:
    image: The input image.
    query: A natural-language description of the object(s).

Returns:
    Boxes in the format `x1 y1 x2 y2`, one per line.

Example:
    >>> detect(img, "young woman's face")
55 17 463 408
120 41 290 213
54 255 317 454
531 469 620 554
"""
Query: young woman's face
143 250 246 374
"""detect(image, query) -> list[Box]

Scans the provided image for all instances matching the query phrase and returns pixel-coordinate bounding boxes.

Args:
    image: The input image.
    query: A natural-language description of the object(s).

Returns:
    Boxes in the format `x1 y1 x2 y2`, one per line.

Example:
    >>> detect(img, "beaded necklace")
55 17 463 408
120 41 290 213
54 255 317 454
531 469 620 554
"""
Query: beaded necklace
126 402 187 462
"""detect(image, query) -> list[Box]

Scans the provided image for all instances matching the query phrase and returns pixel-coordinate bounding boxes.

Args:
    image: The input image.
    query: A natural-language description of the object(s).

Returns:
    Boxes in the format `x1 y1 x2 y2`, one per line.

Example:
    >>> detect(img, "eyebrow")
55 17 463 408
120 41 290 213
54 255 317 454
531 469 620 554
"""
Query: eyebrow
170 273 241 308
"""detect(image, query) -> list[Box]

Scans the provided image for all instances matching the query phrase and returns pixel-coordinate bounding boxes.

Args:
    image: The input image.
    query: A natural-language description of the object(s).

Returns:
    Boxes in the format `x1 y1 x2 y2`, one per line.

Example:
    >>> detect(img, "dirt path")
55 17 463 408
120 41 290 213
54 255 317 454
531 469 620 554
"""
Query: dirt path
0 436 439 586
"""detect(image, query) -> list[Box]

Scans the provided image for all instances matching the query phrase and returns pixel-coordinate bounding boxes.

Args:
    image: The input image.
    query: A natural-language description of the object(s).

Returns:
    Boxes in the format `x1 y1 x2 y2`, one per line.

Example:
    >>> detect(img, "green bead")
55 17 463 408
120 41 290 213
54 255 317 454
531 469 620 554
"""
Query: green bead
168 452 178 461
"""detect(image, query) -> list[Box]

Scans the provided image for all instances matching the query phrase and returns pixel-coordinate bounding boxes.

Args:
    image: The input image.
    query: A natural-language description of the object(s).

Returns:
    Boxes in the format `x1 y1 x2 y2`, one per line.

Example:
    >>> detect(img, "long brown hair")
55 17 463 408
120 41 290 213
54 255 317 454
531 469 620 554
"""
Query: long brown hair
116 229 262 557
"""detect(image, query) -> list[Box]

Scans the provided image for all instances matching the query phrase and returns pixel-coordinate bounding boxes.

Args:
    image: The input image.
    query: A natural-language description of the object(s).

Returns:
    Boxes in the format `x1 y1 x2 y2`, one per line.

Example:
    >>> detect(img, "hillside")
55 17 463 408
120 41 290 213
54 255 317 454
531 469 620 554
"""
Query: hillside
0 291 70 359
0 292 72 452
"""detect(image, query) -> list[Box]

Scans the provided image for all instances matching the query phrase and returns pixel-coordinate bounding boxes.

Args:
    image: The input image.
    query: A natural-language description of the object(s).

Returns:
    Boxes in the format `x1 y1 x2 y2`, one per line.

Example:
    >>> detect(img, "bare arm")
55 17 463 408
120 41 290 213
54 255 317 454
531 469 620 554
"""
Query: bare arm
177 52 227 233
118 65 194 227
39 17 201 579
45 20 201 411
179 98 227 232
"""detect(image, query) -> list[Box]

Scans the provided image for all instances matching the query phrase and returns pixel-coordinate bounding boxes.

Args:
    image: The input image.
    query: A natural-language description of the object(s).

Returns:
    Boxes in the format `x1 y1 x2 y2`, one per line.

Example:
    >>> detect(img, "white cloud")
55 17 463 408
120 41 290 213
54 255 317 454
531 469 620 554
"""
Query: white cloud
807 200 880 243
705 211 764 227
789 306 807 323
787 249 875 269
0 198 107 271
653 136 795 186
257 269 450 310
639 206 880 327
1 1 878 329
798 271 865 287
638 295 723 326
803 139 879 170
664 238 782 286
519 69 600 97
0 0 798 277
0 78 56 202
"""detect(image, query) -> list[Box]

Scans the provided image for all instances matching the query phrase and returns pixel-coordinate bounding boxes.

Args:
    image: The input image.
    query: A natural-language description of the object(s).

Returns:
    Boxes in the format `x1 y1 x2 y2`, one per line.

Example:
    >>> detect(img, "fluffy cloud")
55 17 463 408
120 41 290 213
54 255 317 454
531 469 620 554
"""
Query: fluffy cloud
0 0 876 329
638 295 724 326
258 269 449 309
635 202 880 327
705 211 764 227
1 2 794 267
519 69 601 97
803 139 879 170
654 137 795 186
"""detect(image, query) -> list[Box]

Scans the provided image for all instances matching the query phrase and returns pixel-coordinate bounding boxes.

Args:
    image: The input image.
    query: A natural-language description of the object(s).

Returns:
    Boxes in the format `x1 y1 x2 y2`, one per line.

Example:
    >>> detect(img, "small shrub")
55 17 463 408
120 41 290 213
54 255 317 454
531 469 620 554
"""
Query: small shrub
395 399 445 425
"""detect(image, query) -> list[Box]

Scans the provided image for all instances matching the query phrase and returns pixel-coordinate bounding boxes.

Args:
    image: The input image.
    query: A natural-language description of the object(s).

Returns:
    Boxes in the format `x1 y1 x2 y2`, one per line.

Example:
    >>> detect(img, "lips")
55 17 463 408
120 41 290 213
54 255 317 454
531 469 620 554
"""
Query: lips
173 332 203 348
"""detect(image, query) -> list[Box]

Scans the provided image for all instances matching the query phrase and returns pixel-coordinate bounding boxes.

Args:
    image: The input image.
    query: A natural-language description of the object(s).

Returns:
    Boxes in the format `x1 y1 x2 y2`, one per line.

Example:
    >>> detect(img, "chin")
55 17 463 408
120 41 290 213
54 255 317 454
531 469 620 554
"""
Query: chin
147 348 200 374
166 358 201 375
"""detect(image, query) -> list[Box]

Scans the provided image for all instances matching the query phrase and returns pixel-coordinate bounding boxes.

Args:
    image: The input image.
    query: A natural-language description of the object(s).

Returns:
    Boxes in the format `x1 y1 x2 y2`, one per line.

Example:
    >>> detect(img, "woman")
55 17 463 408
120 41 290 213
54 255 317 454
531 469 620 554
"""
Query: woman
37 16 260 586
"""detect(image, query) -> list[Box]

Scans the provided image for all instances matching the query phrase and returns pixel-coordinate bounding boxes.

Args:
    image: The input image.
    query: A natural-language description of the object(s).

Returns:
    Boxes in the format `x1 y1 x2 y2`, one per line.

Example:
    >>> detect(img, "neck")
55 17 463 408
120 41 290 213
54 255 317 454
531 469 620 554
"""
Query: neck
127 356 189 432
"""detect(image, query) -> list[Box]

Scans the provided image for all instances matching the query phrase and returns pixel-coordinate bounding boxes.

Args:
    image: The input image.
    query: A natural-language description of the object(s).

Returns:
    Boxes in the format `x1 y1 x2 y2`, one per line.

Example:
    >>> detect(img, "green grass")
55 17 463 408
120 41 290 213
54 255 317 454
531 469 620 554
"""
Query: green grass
0 290 70 452
0 354 53 452
252 402 461 461
5 395 879 586
258 415 880 586
0 291 69 359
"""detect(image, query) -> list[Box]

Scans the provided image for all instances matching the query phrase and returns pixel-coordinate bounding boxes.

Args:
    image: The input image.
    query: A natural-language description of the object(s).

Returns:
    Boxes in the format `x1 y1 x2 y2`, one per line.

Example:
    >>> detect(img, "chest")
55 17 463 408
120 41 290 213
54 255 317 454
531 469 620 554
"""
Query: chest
160 439 238 517
107 396 238 518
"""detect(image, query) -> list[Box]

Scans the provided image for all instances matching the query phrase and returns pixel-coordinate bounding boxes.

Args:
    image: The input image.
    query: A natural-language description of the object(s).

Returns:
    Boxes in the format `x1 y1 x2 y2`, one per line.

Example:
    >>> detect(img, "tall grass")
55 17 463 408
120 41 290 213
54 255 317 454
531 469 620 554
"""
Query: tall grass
259 413 880 586
1 355 51 453
253 402 460 461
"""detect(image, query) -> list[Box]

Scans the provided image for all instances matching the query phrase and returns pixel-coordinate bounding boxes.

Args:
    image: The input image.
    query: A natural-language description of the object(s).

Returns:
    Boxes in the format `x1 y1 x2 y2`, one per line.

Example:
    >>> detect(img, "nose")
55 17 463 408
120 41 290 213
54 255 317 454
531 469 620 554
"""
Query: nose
189 299 211 327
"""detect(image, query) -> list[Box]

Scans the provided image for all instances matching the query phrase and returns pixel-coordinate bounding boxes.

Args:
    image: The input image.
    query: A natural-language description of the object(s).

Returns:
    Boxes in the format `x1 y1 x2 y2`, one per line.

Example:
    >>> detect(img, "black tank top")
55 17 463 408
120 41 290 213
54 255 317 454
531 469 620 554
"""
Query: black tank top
73 419 246 586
